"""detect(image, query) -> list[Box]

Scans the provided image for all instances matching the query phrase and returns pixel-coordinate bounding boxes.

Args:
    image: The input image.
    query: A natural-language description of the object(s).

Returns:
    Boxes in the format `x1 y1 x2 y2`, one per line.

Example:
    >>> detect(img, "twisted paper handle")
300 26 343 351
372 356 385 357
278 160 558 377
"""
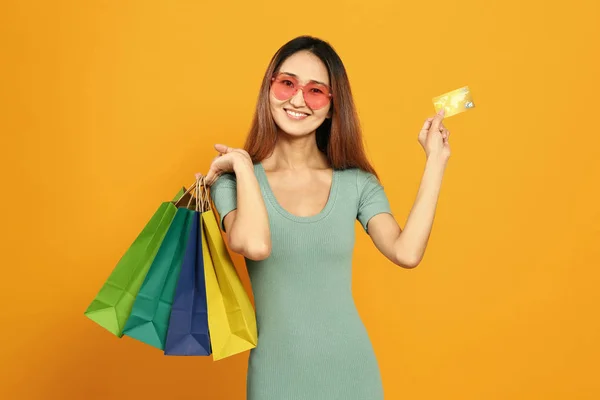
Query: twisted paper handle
172 173 213 212
194 173 212 213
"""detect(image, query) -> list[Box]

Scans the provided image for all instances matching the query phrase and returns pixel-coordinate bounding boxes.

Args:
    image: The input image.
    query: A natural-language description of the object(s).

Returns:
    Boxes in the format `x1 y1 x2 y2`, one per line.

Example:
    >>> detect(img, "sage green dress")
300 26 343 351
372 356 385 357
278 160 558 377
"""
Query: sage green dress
210 162 392 400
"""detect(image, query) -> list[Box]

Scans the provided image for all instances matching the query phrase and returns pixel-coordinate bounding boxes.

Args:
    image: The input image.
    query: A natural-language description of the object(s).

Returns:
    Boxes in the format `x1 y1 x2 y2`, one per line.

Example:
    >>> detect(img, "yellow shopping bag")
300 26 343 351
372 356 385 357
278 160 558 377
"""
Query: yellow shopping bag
200 187 258 361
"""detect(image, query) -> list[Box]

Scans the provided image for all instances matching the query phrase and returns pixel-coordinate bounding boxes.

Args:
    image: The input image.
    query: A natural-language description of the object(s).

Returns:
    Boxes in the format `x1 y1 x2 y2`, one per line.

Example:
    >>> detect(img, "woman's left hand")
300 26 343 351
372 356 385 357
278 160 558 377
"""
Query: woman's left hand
418 109 451 162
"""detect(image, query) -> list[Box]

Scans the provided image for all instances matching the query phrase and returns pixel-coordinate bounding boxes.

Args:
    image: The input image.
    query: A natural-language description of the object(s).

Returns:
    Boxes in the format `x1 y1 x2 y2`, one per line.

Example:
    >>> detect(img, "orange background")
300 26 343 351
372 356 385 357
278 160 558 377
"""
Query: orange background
1 0 599 399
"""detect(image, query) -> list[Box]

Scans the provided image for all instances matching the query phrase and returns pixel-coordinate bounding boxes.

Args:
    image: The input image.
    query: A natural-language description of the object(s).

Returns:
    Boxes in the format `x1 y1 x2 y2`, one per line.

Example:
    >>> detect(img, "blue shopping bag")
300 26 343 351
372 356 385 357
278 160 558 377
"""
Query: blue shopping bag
164 199 211 355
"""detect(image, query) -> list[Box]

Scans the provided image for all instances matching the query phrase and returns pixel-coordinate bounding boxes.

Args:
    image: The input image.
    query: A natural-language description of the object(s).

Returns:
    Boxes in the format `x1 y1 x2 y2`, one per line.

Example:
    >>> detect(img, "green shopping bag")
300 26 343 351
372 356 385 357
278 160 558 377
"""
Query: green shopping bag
121 206 195 350
84 188 191 337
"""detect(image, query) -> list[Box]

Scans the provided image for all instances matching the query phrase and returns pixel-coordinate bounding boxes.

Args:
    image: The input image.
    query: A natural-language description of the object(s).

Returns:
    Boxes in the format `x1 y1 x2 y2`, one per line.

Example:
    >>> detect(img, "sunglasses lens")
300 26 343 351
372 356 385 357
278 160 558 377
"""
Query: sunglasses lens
303 83 330 110
272 75 298 100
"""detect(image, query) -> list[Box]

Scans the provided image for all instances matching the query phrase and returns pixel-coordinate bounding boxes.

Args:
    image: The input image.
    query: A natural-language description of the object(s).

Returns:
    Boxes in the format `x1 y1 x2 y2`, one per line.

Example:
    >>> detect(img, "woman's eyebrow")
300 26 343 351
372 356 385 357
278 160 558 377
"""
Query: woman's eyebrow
280 71 328 86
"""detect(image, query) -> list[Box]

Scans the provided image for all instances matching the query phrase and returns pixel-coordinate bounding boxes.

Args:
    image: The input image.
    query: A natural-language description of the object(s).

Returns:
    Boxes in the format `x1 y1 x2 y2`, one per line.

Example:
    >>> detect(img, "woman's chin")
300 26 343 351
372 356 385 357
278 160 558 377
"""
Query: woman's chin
274 118 322 138
277 125 315 137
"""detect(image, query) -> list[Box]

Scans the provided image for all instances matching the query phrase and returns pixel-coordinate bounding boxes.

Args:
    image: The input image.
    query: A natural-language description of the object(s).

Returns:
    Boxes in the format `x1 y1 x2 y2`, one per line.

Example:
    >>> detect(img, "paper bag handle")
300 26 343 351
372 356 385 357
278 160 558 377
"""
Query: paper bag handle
194 174 212 213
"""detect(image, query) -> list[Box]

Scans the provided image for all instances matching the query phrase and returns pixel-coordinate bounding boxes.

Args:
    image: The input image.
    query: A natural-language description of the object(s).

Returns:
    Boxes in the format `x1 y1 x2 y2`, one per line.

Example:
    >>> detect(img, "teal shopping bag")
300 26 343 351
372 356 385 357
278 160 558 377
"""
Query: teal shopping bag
122 207 195 349
84 189 189 337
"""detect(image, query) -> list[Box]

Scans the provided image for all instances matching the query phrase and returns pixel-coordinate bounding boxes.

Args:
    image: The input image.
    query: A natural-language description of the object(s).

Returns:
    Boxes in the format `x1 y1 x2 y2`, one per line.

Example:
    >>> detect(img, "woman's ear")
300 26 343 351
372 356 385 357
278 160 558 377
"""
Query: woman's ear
326 106 333 119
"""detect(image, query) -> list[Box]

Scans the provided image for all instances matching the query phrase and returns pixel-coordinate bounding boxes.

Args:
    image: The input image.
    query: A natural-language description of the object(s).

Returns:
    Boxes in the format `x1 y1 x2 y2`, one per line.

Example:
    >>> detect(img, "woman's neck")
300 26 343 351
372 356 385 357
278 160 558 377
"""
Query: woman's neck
265 130 329 171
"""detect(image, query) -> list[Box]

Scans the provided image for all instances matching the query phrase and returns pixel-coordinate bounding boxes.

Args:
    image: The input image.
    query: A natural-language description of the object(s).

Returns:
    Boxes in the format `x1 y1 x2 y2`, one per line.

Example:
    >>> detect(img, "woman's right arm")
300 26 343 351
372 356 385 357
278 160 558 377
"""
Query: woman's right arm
205 144 271 261
224 156 271 260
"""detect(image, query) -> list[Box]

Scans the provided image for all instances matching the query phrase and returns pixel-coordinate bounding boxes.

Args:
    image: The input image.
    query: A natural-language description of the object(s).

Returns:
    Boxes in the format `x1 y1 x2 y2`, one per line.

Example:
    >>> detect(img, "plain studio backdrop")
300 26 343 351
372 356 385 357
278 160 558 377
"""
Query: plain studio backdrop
1 0 599 399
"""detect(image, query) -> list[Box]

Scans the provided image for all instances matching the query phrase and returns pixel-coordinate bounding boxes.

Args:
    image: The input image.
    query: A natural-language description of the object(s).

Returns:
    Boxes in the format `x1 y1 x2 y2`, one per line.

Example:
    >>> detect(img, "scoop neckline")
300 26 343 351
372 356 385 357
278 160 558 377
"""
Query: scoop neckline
256 162 339 223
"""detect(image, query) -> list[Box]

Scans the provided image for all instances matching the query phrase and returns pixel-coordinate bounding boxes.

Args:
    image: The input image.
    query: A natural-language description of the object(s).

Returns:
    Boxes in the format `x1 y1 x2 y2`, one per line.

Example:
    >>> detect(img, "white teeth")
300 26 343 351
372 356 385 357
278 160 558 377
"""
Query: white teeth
286 110 307 117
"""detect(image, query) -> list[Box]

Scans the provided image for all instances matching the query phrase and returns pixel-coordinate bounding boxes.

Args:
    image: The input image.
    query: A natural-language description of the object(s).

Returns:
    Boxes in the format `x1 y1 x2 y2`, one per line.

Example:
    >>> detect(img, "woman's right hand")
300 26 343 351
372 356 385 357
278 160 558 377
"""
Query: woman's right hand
202 143 271 260
204 144 252 186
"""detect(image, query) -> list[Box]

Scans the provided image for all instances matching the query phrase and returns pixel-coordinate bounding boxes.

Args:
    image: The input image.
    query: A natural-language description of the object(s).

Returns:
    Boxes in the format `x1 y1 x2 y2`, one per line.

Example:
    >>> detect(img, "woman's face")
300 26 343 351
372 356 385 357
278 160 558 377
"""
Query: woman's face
269 50 332 138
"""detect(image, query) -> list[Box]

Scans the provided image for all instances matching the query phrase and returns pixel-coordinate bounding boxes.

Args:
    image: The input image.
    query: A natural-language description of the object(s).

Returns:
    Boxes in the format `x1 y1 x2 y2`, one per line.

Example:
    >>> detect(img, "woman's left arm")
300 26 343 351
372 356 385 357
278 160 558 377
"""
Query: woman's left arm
368 110 451 269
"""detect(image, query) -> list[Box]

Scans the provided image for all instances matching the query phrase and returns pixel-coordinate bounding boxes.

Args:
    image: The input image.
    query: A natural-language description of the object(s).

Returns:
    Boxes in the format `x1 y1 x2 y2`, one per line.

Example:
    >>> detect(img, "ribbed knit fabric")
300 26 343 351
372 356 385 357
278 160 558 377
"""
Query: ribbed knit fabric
210 162 392 400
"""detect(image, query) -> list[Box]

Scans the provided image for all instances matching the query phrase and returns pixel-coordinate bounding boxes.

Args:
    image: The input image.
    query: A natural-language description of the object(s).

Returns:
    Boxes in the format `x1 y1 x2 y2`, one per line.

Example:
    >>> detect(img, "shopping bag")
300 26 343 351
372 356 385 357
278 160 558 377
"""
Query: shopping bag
122 203 195 350
164 178 211 356
202 203 258 361
84 188 189 337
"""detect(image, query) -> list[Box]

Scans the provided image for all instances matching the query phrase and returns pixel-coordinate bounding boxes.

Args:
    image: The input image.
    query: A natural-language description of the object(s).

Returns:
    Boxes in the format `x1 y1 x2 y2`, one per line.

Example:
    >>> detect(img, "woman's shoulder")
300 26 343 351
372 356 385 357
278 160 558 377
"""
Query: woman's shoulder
335 167 377 187
211 172 237 189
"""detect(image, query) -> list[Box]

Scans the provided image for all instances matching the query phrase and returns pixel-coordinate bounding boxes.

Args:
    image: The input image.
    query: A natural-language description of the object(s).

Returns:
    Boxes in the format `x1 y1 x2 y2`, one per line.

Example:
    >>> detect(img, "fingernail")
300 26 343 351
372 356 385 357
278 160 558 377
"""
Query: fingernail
438 108 445 115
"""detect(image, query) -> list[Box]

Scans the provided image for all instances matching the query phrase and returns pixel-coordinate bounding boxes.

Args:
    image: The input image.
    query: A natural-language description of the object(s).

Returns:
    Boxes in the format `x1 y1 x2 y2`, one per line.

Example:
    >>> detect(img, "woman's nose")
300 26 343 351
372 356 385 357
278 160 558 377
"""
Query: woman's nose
289 88 307 108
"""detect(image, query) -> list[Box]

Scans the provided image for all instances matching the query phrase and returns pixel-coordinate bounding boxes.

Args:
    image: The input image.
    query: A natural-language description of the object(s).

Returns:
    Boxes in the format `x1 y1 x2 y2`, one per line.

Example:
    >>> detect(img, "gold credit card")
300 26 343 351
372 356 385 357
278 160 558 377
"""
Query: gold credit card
432 86 475 117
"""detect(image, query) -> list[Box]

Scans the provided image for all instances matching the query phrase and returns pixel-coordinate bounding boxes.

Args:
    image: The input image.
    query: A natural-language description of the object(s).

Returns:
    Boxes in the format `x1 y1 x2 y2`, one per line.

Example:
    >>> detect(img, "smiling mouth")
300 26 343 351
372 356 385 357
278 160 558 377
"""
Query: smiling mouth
284 109 309 120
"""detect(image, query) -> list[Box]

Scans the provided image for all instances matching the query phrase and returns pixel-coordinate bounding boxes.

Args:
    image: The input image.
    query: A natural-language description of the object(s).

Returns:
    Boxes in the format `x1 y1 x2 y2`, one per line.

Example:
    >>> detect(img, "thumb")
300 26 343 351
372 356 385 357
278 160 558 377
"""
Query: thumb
214 144 234 154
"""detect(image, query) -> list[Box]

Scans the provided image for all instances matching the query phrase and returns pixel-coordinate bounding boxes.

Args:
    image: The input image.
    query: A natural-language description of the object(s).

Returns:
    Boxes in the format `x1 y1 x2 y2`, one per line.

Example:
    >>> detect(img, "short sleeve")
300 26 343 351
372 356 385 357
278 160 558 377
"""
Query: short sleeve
209 173 237 232
356 169 392 233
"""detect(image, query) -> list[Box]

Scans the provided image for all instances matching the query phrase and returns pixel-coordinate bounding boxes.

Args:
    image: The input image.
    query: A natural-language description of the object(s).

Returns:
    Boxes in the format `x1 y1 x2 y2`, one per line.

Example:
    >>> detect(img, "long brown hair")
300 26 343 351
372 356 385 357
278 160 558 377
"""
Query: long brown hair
243 35 379 178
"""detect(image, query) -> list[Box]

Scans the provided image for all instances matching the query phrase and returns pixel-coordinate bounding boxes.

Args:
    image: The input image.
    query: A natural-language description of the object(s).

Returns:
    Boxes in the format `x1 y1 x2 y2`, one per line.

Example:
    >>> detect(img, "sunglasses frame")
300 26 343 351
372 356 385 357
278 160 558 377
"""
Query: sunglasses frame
270 73 332 110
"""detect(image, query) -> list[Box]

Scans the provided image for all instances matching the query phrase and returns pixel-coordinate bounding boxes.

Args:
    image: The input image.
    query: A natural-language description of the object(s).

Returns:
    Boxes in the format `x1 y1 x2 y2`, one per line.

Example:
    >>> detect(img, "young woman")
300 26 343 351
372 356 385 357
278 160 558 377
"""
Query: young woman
203 36 450 400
